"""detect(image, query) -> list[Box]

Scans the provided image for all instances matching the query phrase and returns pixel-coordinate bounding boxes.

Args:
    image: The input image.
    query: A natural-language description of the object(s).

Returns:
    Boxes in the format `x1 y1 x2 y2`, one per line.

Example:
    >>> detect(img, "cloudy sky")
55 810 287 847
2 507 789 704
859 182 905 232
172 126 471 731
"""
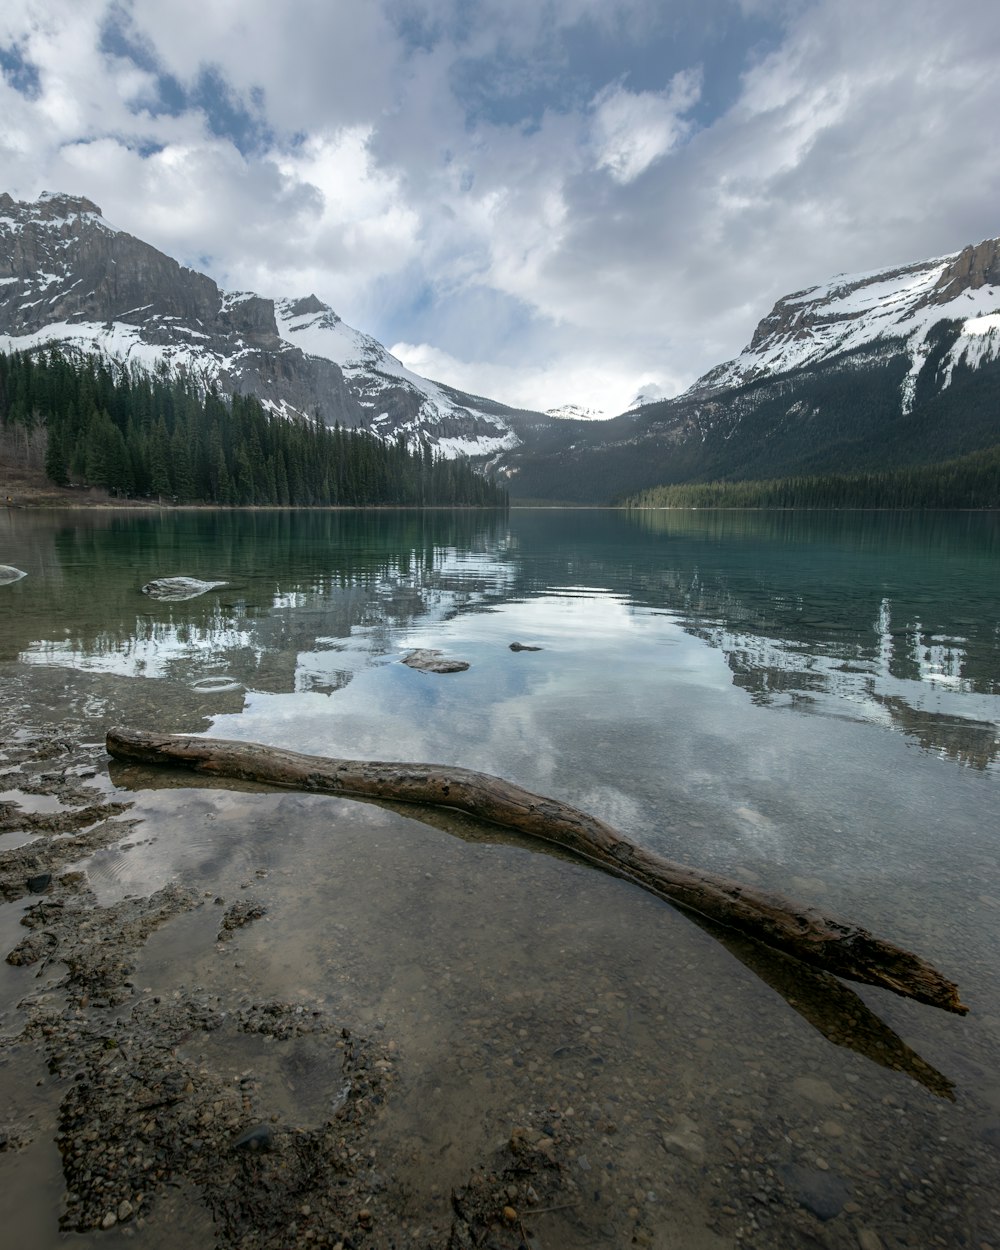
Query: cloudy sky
2 0 999 415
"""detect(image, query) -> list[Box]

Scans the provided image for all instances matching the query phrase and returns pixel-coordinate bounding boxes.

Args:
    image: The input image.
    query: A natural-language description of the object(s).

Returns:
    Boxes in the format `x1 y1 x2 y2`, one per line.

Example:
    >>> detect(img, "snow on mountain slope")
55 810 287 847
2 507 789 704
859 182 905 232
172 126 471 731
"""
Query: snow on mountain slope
694 238 1000 410
273 297 518 455
544 403 607 420
0 191 523 458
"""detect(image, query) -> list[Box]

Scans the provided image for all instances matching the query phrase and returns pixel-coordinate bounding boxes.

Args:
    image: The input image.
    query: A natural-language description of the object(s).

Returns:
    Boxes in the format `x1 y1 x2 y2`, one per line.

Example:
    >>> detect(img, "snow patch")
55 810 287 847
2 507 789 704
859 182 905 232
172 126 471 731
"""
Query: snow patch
545 403 608 421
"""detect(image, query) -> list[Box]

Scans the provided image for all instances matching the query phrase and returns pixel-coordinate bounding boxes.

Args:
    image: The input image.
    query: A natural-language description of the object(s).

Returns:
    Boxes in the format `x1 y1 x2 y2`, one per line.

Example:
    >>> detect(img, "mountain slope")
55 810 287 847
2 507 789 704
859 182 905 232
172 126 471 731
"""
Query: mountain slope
495 237 1000 501
3 192 998 500
0 191 545 458
694 239 1000 405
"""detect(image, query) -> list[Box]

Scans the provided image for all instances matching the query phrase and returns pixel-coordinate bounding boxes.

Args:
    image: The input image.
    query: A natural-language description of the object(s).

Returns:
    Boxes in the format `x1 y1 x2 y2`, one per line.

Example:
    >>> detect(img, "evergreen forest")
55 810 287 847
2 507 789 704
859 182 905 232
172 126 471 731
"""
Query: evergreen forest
624 444 1000 509
0 348 508 508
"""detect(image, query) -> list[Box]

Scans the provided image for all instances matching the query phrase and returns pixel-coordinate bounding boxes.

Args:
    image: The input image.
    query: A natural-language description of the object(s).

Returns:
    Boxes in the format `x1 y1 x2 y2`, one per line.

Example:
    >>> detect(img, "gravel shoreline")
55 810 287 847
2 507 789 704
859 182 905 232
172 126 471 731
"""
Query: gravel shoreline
2 704 999 1249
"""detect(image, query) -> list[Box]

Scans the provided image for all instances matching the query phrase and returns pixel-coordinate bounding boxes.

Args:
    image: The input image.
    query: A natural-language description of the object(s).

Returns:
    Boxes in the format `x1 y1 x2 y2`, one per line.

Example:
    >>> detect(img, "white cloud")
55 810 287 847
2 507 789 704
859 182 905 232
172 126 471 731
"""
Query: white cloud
591 68 702 184
1 0 998 415
391 337 686 416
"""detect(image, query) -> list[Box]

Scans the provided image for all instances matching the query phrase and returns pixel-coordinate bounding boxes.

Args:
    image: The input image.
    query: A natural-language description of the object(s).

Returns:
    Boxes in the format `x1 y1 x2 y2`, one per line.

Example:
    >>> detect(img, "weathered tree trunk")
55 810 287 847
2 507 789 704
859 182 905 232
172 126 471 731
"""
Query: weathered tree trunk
106 728 968 1016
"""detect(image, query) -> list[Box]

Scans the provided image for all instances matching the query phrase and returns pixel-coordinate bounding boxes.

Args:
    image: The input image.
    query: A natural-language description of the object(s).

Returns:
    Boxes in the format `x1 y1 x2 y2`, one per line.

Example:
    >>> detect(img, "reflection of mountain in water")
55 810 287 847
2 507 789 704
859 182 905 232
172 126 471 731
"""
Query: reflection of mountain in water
2 510 514 698
870 697 999 771
2 507 997 771
624 509 999 769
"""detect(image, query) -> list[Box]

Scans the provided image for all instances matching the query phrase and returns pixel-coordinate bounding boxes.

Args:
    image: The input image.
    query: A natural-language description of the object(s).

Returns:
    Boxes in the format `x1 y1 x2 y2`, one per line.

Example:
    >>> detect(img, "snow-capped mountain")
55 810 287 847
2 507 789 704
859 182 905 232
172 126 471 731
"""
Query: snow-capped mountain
3 191 998 500
628 383 670 409
545 403 607 421
692 239 1000 408
0 191 533 458
495 235 1000 501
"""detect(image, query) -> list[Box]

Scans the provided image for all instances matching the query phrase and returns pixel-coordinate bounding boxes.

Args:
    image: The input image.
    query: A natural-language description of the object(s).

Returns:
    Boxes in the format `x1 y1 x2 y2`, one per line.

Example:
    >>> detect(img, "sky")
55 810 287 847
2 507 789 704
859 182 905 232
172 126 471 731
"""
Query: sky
2 0 999 416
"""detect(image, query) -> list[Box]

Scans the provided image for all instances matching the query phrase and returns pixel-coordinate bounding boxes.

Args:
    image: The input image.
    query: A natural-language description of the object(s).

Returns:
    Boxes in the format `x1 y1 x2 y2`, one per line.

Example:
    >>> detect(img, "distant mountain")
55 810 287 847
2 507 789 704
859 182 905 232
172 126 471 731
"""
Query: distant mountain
545 403 607 421
496 238 1000 501
3 192 998 500
694 240 1000 401
628 383 670 408
0 191 548 459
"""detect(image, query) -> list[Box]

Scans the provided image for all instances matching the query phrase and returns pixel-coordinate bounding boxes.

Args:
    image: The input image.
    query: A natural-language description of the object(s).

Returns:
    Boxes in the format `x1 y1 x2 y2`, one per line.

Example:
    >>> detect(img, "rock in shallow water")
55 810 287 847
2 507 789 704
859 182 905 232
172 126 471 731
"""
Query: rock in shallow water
778 1162 851 1221
141 576 228 601
232 1123 275 1153
401 648 469 673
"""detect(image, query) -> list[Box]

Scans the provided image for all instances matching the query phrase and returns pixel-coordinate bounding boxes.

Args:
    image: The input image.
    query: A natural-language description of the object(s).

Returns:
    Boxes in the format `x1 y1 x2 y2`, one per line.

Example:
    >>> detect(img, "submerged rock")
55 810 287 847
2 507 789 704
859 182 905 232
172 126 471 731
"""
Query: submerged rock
190 676 243 694
509 641 543 652
401 648 470 674
778 1162 851 1221
0 565 27 585
232 1123 275 1153
141 576 228 601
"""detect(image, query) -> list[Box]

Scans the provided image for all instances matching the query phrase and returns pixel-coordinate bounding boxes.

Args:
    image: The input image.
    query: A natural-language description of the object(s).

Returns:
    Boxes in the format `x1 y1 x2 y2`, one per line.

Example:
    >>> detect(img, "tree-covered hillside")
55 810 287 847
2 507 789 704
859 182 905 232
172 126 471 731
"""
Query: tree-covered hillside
624 444 1000 510
0 349 507 507
500 337 1000 504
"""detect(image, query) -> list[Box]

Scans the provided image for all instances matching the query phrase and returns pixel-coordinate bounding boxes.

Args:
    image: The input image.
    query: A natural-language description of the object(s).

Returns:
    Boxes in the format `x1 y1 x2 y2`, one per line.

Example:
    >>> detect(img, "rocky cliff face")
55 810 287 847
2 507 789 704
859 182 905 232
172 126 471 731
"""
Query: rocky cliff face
0 192 220 332
0 192 537 455
928 237 1000 304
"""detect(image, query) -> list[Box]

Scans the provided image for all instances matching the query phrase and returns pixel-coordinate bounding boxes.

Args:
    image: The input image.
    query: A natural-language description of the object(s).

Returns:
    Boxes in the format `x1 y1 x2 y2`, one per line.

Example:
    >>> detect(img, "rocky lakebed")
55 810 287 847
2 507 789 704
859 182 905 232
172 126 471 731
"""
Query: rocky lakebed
1 664 998 1250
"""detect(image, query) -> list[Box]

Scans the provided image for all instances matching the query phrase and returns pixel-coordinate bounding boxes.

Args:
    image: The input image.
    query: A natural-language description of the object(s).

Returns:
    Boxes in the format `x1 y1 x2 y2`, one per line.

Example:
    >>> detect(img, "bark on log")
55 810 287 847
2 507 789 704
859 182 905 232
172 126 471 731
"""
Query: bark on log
105 728 968 1016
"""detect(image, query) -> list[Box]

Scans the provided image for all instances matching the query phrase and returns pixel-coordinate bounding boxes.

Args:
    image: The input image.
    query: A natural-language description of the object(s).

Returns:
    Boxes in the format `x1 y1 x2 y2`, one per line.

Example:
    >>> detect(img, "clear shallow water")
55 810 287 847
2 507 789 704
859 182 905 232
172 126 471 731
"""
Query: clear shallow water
1 506 998 1247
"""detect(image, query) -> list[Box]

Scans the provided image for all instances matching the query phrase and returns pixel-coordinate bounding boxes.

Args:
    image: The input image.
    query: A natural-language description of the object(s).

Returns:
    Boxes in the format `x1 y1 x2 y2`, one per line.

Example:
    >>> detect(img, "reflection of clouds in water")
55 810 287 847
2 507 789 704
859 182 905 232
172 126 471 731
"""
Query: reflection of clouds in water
207 585 998 909
209 591 746 845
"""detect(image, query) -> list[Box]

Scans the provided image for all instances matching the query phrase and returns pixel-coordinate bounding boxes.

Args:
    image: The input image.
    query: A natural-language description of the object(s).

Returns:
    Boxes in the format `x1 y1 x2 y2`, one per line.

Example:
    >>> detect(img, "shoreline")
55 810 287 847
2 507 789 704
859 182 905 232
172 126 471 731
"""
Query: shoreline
0 705 593 1249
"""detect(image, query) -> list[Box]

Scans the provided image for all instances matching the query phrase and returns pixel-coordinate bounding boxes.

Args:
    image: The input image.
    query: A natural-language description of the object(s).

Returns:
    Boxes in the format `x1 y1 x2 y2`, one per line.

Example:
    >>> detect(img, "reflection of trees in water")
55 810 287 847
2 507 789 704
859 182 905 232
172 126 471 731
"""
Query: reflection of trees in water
5 507 997 769
4 509 513 690
627 504 1000 557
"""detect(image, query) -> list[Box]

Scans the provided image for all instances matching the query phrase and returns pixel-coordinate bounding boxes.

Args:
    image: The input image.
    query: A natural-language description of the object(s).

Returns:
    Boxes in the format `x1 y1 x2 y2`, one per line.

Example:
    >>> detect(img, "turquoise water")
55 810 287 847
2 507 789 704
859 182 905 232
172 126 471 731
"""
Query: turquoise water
1 506 998 1247
3 507 997 889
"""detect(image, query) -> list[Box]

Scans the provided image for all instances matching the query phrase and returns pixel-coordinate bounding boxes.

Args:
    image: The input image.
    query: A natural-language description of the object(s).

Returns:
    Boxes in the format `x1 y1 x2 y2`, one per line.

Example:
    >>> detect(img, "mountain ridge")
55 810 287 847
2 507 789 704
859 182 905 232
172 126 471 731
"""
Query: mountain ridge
492 232 1000 500
0 190 546 458
2 191 999 502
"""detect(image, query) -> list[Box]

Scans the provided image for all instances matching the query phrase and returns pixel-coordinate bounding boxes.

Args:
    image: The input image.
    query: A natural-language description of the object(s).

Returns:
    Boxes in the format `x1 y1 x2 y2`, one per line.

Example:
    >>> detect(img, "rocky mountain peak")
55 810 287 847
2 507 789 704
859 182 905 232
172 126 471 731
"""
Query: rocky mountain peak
285 294 328 318
0 190 536 457
36 190 104 217
929 237 1000 304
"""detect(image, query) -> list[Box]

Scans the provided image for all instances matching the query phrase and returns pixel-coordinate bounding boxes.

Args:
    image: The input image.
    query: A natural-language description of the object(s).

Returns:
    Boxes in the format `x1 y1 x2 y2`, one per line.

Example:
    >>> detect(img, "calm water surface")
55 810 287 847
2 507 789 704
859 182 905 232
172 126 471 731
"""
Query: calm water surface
1 506 998 1248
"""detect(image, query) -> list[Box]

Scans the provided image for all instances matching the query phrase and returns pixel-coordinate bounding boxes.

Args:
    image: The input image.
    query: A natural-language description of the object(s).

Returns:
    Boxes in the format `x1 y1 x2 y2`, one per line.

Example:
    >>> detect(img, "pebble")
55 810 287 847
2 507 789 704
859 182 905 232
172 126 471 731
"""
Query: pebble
232 1123 274 1152
791 1076 840 1108
778 1163 850 1221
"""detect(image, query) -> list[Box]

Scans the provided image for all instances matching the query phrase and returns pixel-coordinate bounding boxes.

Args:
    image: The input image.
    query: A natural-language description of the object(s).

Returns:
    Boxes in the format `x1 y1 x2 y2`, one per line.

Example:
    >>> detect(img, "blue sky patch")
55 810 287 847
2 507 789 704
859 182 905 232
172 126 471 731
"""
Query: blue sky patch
100 7 271 155
0 42 42 100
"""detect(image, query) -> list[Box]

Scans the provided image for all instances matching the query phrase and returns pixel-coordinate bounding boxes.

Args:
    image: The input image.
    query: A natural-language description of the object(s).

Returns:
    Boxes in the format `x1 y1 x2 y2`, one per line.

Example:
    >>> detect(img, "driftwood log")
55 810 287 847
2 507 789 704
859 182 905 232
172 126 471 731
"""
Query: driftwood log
105 728 968 1016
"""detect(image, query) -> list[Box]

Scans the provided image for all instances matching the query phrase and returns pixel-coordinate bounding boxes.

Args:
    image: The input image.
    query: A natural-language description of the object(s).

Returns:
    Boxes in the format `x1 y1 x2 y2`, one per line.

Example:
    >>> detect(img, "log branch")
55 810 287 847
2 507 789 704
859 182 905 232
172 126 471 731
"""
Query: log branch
105 728 968 1016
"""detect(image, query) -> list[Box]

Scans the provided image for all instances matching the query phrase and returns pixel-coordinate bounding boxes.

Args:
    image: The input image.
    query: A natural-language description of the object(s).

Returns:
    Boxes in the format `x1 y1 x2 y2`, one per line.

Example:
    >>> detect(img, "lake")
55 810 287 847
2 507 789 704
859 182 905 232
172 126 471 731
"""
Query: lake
1 506 998 1249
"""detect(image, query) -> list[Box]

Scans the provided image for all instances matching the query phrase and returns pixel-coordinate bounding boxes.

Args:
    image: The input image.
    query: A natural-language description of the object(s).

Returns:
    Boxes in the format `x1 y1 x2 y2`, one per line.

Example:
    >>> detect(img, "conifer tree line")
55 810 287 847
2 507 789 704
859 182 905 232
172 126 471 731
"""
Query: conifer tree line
0 348 508 508
624 444 1000 510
